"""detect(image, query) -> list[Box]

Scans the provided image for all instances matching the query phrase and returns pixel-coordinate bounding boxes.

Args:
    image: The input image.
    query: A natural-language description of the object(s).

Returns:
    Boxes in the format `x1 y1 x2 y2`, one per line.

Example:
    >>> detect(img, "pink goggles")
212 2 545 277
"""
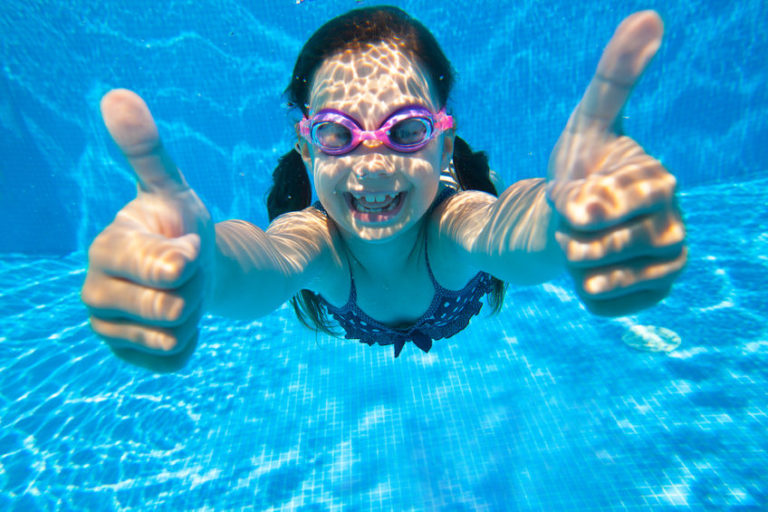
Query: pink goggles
299 106 453 156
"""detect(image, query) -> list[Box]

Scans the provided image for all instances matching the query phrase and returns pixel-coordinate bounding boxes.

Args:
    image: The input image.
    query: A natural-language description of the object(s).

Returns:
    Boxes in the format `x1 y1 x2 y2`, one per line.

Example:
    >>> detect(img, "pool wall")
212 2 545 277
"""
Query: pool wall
0 0 765 255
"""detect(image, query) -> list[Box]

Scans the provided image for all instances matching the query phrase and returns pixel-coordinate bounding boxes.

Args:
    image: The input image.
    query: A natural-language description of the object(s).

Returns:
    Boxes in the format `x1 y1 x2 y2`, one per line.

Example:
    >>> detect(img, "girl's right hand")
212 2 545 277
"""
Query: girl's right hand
81 89 215 372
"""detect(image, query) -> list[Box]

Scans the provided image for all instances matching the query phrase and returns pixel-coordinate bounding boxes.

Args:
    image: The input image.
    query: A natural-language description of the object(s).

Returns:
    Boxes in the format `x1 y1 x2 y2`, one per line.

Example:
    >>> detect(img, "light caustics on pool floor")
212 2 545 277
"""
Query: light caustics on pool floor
0 178 766 510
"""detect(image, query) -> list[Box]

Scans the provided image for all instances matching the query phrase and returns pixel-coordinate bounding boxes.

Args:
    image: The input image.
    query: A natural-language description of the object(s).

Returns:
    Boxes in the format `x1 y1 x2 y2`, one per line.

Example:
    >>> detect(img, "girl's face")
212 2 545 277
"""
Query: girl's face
299 41 454 243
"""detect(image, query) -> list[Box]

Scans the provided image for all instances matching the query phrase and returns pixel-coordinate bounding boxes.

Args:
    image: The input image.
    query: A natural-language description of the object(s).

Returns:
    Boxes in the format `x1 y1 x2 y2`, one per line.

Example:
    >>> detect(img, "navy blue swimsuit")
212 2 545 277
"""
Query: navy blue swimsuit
314 188 493 358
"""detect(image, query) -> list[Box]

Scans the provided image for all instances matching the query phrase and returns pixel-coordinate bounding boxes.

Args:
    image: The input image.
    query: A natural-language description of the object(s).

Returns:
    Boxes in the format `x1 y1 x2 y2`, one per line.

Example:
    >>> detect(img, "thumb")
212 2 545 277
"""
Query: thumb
101 89 188 196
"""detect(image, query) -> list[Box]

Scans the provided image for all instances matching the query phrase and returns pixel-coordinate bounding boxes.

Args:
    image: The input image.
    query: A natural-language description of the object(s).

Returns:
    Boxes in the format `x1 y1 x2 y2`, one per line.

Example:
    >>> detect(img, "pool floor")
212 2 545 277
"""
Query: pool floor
1 177 767 511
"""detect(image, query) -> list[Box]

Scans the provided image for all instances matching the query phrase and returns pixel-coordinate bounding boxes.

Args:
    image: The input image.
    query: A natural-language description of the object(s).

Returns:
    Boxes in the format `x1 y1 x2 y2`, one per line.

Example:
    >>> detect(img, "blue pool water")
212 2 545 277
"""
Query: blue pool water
1 0 766 510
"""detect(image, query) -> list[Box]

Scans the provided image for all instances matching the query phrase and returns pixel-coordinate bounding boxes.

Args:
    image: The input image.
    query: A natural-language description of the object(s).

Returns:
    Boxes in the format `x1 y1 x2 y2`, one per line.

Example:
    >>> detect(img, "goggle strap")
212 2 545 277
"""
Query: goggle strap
434 110 454 131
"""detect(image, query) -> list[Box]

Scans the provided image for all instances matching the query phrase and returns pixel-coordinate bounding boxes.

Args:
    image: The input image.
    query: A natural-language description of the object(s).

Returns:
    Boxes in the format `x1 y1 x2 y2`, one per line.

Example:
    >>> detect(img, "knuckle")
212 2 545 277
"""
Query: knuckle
565 239 580 261
663 171 678 193
154 249 188 283
134 327 177 352
164 297 188 323
87 233 108 264
582 273 610 296
151 332 179 352
87 315 105 335
139 288 163 321
647 211 685 248
80 281 103 308
669 220 686 246
87 240 99 263
564 199 596 228
139 288 197 325
568 239 604 263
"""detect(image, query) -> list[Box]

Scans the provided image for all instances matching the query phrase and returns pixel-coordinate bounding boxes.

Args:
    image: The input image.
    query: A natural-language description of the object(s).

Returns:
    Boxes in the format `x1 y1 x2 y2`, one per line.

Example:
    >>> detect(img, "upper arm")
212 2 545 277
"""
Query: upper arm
431 179 564 286
211 207 343 318
265 207 342 289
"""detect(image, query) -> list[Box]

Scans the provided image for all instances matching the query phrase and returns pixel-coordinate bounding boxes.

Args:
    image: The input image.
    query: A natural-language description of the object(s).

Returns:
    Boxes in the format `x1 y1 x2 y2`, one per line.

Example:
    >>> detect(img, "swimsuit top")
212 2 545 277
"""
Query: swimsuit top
314 188 493 358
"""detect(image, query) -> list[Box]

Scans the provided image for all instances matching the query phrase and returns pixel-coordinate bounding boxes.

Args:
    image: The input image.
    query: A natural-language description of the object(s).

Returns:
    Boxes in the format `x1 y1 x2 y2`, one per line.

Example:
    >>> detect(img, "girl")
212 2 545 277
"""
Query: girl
82 7 686 372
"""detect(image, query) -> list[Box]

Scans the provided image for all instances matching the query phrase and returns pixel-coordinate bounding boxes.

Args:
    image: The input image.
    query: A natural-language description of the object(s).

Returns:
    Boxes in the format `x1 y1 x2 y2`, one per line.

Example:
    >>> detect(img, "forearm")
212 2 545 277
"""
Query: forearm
474 178 565 285
209 219 308 319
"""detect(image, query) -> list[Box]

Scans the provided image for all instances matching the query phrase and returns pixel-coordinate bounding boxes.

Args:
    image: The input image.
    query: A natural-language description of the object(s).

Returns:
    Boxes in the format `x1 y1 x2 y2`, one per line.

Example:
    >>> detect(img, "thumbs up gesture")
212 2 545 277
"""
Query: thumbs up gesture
547 12 687 316
81 89 215 371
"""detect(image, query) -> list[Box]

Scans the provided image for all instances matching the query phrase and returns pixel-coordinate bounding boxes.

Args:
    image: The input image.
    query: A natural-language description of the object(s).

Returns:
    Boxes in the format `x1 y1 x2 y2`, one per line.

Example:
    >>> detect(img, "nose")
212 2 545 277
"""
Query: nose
353 154 393 180
361 139 384 149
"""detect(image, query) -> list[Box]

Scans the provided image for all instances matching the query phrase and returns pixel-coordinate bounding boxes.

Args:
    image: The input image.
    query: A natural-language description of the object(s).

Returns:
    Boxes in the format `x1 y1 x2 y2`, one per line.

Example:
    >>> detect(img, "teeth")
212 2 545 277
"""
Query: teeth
350 192 402 213
354 193 394 203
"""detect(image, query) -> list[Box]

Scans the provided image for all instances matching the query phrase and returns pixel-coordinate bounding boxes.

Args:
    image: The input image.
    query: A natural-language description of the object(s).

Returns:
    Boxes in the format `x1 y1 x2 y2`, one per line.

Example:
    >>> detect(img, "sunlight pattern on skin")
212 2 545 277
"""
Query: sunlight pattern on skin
552 135 687 307
82 189 211 354
434 179 563 286
213 207 344 316
80 89 217 371
545 12 687 316
301 41 449 244
81 10 693 371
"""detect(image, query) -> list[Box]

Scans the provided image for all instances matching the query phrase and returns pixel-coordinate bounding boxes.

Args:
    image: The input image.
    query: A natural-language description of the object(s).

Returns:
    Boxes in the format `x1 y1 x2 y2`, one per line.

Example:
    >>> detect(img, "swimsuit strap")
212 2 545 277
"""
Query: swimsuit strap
314 186 493 358
319 186 456 312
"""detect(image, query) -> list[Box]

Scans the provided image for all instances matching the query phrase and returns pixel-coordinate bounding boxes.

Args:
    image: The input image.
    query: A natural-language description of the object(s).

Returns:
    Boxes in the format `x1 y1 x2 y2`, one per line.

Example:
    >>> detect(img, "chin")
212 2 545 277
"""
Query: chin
351 221 413 243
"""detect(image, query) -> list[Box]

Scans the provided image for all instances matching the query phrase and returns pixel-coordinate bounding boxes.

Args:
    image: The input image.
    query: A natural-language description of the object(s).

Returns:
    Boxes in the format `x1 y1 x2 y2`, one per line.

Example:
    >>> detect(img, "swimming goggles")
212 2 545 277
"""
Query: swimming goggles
299 105 454 156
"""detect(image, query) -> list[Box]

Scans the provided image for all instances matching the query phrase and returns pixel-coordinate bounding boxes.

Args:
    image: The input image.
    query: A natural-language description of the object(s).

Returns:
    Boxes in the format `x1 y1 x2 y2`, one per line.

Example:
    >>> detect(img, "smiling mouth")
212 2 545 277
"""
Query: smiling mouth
348 191 403 212
344 191 406 222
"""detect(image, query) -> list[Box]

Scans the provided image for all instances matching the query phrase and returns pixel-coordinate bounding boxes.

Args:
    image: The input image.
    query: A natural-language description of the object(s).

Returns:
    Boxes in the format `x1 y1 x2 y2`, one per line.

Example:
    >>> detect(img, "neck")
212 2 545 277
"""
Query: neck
340 220 426 279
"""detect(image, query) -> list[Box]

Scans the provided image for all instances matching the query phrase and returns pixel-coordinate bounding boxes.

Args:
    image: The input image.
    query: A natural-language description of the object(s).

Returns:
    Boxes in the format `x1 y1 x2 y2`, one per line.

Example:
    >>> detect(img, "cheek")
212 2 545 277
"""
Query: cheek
414 172 440 207
406 145 443 182
311 159 345 201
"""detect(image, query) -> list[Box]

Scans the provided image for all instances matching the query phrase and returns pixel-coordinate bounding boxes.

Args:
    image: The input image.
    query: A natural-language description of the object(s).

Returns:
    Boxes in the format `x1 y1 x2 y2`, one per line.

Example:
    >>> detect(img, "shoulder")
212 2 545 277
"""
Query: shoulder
432 189 496 224
427 189 496 289
267 205 331 238
267 206 348 298
430 188 497 250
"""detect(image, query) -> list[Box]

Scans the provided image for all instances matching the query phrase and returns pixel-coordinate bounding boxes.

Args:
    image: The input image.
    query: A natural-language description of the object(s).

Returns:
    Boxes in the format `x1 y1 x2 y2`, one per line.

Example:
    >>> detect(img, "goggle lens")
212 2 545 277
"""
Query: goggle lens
300 107 451 156
388 117 431 148
313 122 352 150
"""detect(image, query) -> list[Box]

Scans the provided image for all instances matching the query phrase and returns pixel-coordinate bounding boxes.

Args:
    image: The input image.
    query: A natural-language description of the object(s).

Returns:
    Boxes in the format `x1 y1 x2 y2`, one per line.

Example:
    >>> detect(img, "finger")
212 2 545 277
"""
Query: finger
547 135 646 197
568 11 663 134
579 287 672 317
553 152 677 231
570 246 687 300
108 332 199 373
82 268 206 327
88 229 201 288
90 302 202 354
101 89 189 195
557 208 685 268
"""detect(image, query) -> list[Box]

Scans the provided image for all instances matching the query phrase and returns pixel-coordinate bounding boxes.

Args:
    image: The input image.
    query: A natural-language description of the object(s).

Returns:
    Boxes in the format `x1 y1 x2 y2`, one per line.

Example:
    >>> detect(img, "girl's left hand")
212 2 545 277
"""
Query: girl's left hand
547 11 687 316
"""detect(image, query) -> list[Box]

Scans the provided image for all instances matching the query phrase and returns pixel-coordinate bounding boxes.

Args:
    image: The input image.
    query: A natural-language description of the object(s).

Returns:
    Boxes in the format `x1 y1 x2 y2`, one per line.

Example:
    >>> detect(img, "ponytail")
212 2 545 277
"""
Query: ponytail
266 149 312 222
452 136 497 195
266 148 340 335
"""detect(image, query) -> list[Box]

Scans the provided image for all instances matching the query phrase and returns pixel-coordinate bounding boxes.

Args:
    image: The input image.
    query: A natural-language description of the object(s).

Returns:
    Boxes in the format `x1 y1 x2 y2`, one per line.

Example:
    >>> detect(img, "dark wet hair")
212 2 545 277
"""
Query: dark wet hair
267 6 506 334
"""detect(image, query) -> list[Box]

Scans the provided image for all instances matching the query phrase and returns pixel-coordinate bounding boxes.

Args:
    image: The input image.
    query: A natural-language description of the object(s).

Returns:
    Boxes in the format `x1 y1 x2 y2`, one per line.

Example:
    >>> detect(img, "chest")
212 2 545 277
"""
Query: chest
350 253 435 328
